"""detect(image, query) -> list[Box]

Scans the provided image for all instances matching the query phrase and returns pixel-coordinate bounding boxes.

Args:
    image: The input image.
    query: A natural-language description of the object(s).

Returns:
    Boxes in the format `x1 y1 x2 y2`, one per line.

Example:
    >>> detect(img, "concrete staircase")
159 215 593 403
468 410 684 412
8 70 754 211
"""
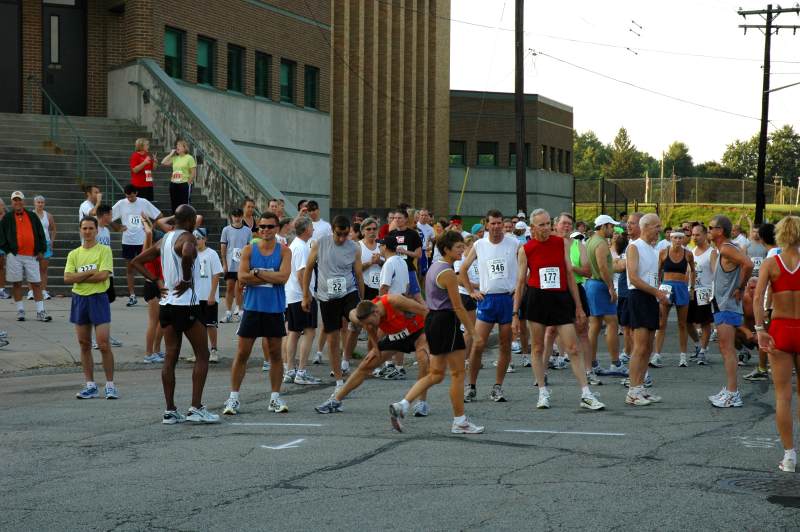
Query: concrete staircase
0 113 227 296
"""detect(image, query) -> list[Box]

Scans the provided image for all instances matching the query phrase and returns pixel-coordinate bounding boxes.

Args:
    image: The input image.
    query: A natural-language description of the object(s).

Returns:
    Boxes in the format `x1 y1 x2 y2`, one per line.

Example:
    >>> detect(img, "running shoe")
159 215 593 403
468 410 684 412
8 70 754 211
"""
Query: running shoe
262 360 270 372
580 393 605 410
104 384 119 400
294 371 322 385
690 345 700 359
618 326 624 336
110 336 123 347
511 340 522 354
126 295 137 307
779 455 797 473
492 359 517 373
209 348 219 363
44 290 52 300
16 310 24 321
162 410 186 424
534 374 549 387
186 405 220 423
521 355 532 367
26 289 33 300
625 390 651 406
283 368 297 384
586 372 602 386
697 353 708 366
389 401 407 432
413 400 430 417
383 366 406 380
268 397 289 413
312 351 323 364
464 385 477 403
0 288 10 299
36 310 52 322
536 390 551 409
222 398 240 415
737 349 750 367
220 311 234 323
185 353 197 363
619 352 630 364
710 329 718 342
0 330 8 338
489 384 507 402
642 392 662 403
315 397 343 414
0 338 8 348
76 385 99 399
451 417 484 434
679 353 688 367
341 359 351 375
92 339 98 350
708 387 727 402
743 368 769 381
143 352 165 363
644 373 653 387
648 353 664 368
596 363 628 377
711 390 743 408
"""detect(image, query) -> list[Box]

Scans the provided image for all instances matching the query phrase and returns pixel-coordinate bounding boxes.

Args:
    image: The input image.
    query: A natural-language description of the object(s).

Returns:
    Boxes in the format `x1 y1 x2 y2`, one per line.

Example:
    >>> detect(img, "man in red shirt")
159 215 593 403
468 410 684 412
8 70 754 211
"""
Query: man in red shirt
129 138 157 202
0 191 50 322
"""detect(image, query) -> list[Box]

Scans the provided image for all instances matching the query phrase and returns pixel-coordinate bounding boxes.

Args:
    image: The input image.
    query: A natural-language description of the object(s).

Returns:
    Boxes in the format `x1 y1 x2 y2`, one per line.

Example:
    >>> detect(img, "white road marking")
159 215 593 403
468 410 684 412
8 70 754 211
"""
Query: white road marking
261 438 306 450
504 429 626 437
230 422 324 427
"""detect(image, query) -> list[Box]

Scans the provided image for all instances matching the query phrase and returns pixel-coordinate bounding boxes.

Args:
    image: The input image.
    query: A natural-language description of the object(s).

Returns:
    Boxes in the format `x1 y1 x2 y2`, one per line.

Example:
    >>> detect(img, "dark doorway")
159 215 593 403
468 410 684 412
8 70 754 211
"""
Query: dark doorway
42 0 87 116
0 0 21 113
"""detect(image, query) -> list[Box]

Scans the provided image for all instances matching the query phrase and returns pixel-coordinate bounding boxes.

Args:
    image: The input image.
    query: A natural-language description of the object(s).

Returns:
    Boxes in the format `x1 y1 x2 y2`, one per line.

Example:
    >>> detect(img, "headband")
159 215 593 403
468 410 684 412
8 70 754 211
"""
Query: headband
670 232 685 238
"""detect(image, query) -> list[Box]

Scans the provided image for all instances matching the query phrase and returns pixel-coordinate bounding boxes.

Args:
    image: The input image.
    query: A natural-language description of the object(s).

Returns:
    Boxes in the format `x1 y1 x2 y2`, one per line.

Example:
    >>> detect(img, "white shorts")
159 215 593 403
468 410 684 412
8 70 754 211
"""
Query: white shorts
6 254 41 283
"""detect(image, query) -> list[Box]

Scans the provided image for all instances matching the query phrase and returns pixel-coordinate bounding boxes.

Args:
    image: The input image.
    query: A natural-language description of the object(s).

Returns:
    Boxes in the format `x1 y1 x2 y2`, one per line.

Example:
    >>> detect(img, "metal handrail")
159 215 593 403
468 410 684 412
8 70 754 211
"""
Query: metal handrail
27 77 126 200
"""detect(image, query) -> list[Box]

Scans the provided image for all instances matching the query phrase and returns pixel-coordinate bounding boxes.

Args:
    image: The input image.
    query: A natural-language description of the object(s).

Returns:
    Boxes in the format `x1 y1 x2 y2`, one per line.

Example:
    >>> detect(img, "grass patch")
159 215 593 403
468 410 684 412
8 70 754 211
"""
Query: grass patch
576 203 800 229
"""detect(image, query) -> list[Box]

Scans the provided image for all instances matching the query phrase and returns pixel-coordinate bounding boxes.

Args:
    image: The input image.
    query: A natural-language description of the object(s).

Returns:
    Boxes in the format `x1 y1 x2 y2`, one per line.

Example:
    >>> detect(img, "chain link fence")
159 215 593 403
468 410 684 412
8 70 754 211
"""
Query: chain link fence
574 178 629 221
603 177 800 206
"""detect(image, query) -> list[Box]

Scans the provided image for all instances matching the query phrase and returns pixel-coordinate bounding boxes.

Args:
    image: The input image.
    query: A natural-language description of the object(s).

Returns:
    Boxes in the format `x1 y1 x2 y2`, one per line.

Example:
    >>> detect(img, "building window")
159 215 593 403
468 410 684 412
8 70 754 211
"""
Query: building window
550 147 556 171
255 52 272 98
566 150 572 174
196 37 214 86
227 44 244 93
541 145 548 170
509 143 530 168
476 142 498 167
449 141 466 167
164 27 184 80
557 149 564 172
304 65 320 109
280 59 296 103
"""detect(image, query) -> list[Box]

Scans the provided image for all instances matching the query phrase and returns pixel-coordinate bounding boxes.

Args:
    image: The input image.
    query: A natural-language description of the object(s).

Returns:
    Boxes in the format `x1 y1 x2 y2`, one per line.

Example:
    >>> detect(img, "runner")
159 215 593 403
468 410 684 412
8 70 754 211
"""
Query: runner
454 235 480 364
306 200 332 241
222 213 292 415
360 217 383 301
688 224 717 366
129 137 157 202
514 209 604 410
130 205 219 424
191 228 222 363
0 199 7 300
0 191 51 322
754 215 800 472
220 208 251 323
708 215 754 407
140 217 165 364
652 228 696 368
317 294 430 414
78 184 102 222
302 215 363 391
745 223 776 381
389 231 484 434
66 216 116 399
27 196 55 301
111 184 161 307
617 213 644 369
379 235 410 296
283 216 321 385
241 197 257 233
388 207 424 302
93 205 123 350
460 209 519 403
585 215 624 375
160 139 196 213
625 213 670 406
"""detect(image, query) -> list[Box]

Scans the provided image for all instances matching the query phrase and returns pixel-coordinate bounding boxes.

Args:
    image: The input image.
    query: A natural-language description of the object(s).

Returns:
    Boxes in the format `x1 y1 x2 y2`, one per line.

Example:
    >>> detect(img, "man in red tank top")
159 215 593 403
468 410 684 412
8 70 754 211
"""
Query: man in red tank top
513 209 604 411
315 294 430 414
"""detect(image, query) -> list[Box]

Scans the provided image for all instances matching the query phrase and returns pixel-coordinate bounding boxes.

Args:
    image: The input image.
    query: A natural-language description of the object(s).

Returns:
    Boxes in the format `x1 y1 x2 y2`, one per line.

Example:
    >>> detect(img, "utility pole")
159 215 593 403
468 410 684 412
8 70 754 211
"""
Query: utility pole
738 4 800 223
514 0 526 215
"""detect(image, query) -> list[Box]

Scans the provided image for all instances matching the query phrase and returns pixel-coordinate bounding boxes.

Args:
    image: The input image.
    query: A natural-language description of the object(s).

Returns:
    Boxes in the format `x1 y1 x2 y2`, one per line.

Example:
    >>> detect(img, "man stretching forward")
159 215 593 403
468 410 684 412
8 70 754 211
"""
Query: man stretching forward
131 205 219 424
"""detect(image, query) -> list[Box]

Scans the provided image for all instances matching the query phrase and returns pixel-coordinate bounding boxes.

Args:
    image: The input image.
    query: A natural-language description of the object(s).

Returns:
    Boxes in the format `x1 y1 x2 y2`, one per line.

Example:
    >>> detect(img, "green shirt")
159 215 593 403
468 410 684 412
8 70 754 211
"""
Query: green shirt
570 239 586 284
65 243 113 296
586 234 612 282
170 154 196 183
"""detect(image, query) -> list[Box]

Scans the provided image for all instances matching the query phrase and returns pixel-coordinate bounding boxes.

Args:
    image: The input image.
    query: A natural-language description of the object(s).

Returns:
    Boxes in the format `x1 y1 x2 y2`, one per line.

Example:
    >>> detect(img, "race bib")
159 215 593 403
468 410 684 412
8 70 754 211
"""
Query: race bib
397 244 408 258
199 259 208 278
128 214 142 227
145 169 153 182
539 267 561 289
232 248 242 263
487 258 507 280
659 283 673 297
696 287 712 305
647 272 659 288
369 270 381 287
171 171 184 182
78 263 98 273
388 329 410 342
327 276 346 297
751 256 763 277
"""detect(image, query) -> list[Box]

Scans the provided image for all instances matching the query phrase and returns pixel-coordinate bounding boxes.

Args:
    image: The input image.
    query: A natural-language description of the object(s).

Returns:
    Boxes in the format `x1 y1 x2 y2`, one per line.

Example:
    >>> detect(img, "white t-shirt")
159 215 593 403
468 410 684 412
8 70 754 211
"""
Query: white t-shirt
78 200 96 222
311 219 333 242
360 240 382 289
380 254 409 295
418 223 434 249
286 237 313 304
473 236 519 294
195 247 223 301
111 197 161 246
454 258 480 296
655 239 671 253
732 233 749 250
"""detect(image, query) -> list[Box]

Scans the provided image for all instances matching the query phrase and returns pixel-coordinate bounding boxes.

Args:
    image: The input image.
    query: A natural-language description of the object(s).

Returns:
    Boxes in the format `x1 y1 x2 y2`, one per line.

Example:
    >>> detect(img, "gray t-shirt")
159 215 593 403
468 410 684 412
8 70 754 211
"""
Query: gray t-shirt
315 235 358 302
220 224 253 272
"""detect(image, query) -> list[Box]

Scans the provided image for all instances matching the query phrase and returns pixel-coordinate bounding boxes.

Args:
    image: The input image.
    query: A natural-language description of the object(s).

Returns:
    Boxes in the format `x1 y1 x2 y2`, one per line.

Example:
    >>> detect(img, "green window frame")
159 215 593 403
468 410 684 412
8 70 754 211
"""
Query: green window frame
304 65 319 109
280 59 296 104
164 27 184 80
196 37 214 86
476 141 498 167
255 52 272 98
227 44 244 93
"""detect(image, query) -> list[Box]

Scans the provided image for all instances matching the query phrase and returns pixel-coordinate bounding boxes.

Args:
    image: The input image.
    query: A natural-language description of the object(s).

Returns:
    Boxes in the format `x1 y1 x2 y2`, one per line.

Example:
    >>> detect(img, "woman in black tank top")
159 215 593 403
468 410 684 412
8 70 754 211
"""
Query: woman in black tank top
653 230 696 367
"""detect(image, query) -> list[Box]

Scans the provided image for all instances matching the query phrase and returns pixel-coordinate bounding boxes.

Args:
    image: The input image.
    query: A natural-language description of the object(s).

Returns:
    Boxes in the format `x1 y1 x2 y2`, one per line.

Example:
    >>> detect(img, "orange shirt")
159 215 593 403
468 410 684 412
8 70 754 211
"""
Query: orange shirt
14 211 34 256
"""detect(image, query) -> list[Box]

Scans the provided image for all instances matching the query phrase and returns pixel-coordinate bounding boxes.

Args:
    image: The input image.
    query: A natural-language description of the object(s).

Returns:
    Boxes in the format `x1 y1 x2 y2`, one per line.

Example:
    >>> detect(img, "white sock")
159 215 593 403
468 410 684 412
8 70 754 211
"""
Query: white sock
35 300 44 312
106 381 114 388
680 352 687 357
16 301 24 311
581 386 591 398
539 386 549 395
270 392 280 401
699 348 707 354
454 415 466 424
229 391 240 401
399 399 410 410
785 448 797 461
87 381 97 388
336 379 344 387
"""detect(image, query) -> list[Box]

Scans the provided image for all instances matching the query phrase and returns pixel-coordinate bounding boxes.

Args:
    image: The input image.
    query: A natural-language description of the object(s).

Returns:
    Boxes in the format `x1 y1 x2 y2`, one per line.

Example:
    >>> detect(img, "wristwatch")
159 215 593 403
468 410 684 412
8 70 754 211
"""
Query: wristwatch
252 268 261 278
754 324 766 332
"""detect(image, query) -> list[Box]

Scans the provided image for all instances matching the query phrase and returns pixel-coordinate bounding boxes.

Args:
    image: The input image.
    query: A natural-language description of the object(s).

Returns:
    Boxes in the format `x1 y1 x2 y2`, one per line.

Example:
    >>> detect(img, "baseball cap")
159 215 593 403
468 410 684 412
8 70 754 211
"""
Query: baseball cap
471 223 484 235
516 211 526 218
378 235 398 251
11 191 24 200
570 231 584 240
594 214 619 228
514 221 527 230
193 228 207 239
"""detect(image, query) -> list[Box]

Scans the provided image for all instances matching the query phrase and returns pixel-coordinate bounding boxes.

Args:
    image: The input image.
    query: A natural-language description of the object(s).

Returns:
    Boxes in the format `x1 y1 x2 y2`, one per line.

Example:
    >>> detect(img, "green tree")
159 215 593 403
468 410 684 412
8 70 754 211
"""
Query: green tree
663 141 694 177
602 127 641 179
694 160 733 178
722 135 758 178
572 130 610 179
767 125 800 183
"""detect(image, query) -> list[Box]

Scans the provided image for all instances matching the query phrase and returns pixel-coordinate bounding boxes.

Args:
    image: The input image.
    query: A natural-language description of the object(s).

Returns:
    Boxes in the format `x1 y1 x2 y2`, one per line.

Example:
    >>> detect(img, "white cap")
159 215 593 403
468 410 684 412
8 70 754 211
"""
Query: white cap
570 231 583 239
594 214 619 228
10 191 24 200
516 211 526 218
514 221 527 230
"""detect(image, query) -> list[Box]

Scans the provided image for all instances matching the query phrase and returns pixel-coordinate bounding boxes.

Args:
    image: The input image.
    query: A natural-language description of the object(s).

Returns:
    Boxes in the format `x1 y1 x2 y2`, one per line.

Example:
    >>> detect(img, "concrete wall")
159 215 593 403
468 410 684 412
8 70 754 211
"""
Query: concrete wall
449 167 573 218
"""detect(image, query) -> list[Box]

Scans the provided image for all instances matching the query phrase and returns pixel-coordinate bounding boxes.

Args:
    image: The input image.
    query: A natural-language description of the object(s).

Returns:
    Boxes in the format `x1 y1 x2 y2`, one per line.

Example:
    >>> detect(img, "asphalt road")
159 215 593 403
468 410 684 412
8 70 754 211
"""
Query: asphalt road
2 333 800 531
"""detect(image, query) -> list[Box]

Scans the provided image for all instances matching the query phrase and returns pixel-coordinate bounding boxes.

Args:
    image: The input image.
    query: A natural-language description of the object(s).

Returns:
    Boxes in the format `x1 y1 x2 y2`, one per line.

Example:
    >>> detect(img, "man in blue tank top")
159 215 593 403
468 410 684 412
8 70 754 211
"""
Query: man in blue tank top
222 212 293 416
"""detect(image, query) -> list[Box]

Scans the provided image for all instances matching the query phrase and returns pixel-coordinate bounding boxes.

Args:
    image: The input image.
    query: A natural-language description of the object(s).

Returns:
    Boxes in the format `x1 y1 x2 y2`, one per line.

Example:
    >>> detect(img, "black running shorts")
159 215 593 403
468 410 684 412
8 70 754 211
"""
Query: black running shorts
524 288 576 326
424 309 466 355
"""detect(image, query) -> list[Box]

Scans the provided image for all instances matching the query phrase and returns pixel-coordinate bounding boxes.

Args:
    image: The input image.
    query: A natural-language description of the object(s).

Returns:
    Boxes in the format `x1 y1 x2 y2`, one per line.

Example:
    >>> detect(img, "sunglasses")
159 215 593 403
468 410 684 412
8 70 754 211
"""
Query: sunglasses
258 224 277 230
